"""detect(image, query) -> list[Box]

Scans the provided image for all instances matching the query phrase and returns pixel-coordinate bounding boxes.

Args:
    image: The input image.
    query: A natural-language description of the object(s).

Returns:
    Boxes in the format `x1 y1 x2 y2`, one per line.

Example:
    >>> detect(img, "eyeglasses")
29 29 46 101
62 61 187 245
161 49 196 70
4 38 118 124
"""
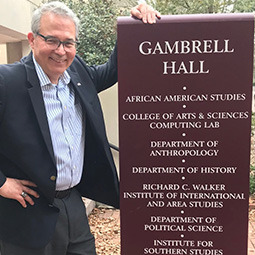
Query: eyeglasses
36 33 79 51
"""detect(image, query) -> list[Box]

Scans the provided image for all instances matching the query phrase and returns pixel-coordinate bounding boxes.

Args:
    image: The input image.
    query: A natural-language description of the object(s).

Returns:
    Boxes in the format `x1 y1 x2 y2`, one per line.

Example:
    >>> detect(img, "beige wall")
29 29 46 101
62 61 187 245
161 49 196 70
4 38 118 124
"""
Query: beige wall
0 0 38 36
99 86 119 146
0 44 7 64
0 0 41 64
99 85 119 174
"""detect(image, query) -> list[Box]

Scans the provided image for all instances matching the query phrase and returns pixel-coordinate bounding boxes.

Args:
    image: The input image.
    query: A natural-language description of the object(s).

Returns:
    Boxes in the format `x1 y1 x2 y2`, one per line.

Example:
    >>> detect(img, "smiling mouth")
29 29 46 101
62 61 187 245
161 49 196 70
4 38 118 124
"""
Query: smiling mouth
50 57 66 63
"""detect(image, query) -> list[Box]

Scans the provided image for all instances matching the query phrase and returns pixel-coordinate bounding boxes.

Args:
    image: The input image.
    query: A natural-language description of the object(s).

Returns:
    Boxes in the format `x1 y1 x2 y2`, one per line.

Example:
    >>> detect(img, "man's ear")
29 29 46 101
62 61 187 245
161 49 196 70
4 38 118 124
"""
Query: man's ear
27 32 35 49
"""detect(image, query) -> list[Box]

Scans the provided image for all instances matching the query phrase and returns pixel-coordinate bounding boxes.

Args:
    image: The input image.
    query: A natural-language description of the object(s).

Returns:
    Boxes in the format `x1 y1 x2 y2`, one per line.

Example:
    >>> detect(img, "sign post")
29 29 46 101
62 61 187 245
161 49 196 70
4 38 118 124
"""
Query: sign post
118 14 254 255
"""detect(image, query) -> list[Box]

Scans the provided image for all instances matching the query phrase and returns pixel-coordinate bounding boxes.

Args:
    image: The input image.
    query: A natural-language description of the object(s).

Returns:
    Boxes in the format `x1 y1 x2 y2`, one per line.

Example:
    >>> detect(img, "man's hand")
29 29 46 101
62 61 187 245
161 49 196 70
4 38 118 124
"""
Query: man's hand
131 2 161 24
0 178 39 208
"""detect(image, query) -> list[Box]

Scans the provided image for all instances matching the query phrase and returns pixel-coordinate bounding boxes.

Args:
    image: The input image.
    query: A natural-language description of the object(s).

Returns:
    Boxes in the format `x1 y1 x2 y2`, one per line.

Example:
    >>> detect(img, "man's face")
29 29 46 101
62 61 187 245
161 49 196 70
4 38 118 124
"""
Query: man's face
28 13 77 84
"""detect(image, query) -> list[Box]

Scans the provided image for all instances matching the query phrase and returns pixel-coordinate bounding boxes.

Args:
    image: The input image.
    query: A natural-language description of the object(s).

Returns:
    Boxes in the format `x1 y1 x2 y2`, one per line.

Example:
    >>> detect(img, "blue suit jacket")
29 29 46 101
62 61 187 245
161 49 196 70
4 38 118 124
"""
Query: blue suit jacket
0 47 119 249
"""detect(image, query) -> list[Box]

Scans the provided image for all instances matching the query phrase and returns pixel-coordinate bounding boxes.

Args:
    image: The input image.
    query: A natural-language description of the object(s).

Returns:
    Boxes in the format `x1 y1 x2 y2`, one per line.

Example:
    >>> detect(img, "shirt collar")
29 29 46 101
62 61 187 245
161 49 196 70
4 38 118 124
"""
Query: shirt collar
32 54 71 87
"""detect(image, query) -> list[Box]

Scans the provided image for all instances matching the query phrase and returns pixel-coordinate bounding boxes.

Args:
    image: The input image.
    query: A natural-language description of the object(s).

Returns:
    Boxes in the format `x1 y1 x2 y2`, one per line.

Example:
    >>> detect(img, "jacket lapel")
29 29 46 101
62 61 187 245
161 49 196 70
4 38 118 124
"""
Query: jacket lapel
23 53 56 165
68 69 94 106
68 69 111 154
68 70 103 134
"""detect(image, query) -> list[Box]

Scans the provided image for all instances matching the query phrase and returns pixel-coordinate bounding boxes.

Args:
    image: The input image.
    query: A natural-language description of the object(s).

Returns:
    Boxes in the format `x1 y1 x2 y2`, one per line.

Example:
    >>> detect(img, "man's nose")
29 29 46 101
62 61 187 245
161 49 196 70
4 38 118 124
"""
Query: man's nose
55 43 66 54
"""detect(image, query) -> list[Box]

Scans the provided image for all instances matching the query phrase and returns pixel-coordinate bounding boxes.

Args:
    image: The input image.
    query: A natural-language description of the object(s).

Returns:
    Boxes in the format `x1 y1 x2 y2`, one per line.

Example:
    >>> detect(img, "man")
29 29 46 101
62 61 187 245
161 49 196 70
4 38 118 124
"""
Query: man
0 1 160 254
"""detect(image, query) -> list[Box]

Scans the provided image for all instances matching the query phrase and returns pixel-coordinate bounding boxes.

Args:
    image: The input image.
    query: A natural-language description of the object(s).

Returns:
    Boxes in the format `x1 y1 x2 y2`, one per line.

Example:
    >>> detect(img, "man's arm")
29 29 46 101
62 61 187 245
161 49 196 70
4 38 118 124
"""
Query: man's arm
85 2 161 92
0 73 39 208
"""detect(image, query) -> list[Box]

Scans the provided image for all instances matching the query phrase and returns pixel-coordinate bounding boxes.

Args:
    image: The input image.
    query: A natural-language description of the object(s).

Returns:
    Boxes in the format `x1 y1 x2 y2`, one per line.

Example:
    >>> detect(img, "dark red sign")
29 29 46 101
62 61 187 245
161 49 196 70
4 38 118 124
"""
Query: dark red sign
118 14 254 255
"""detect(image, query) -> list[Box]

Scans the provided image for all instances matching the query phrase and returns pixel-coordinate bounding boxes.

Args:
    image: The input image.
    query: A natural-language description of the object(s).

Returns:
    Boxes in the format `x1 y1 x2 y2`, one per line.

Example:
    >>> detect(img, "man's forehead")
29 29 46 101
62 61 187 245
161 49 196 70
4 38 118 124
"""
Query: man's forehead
40 12 75 28
39 13 76 36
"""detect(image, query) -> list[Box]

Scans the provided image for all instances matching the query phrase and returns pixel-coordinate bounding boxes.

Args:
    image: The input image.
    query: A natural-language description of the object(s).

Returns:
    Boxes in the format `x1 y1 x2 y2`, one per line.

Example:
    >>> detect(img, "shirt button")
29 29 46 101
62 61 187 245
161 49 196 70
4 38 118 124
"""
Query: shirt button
50 176 56 181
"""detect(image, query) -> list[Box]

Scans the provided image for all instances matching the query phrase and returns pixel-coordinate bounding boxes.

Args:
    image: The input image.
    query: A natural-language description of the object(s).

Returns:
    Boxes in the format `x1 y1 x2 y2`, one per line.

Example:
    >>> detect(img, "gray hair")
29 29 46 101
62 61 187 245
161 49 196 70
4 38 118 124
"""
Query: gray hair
31 1 80 39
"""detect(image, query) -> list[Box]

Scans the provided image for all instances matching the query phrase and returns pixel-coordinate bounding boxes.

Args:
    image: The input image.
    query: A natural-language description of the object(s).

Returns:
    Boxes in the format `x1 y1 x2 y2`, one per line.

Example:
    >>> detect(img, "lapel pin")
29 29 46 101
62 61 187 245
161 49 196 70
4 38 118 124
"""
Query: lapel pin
77 82 81 86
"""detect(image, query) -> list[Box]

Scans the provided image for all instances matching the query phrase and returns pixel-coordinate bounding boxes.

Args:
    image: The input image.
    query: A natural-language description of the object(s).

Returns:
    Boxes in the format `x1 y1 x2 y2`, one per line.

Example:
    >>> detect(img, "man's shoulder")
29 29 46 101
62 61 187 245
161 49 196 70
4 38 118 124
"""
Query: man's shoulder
0 53 32 80
0 60 27 76
0 61 23 72
0 64 27 88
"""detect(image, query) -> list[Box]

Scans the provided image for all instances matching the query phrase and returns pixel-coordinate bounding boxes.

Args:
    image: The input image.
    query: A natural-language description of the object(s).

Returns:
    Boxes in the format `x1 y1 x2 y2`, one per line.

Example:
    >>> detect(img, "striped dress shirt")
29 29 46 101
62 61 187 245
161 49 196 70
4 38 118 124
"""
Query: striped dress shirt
33 56 85 191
